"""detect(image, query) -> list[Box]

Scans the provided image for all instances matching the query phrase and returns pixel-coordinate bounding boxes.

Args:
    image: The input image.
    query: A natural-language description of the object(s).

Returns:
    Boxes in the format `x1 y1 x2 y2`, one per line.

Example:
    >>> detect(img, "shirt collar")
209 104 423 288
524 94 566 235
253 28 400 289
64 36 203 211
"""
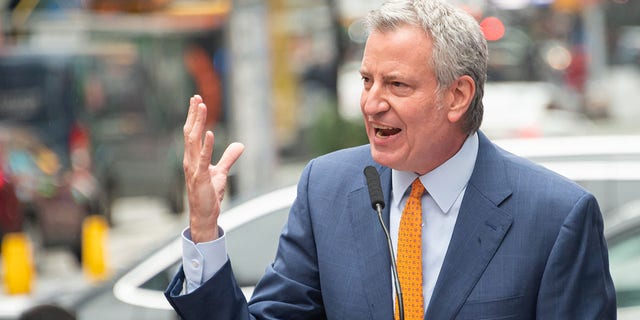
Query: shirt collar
391 132 479 213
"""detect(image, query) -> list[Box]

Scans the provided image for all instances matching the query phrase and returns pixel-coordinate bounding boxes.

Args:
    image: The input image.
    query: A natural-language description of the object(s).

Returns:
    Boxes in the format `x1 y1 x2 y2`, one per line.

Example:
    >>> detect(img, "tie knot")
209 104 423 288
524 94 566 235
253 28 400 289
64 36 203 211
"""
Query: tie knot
409 178 425 199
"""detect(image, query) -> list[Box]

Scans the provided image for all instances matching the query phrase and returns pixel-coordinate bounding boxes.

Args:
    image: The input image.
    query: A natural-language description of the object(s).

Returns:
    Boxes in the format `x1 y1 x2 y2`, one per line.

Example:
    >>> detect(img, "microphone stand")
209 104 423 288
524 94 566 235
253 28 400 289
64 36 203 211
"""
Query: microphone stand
364 166 404 320
374 202 404 320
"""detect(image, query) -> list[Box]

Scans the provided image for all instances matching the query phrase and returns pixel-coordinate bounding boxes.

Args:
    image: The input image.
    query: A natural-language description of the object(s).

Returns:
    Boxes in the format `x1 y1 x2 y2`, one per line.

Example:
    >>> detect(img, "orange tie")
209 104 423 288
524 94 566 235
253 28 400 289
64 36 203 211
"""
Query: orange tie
395 178 425 320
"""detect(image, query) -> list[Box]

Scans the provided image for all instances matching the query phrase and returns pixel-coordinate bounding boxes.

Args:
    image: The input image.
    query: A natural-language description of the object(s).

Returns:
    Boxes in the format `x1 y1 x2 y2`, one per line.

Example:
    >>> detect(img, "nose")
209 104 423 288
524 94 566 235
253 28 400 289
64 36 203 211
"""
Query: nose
361 84 389 116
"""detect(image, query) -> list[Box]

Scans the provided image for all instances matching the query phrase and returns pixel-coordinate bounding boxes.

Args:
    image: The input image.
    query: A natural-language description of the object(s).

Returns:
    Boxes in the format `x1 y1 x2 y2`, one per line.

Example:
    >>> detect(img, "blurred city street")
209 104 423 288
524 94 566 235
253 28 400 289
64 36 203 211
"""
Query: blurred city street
0 159 305 318
0 196 185 317
1 0 640 318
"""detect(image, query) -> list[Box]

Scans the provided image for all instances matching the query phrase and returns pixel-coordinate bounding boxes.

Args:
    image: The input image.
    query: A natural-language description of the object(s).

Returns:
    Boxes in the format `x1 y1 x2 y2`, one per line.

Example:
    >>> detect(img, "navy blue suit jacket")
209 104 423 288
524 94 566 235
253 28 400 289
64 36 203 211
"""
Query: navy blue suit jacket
166 132 616 319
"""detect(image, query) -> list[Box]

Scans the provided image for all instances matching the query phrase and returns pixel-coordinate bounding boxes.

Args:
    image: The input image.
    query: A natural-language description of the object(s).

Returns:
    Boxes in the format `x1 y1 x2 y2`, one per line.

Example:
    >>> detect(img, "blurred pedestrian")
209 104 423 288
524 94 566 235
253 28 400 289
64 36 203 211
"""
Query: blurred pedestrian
19 304 76 320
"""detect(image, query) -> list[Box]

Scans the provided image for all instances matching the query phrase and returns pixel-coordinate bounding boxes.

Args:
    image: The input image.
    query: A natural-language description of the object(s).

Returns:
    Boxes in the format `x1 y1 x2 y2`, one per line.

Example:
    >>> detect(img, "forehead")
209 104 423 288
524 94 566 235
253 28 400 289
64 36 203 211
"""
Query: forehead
360 25 433 74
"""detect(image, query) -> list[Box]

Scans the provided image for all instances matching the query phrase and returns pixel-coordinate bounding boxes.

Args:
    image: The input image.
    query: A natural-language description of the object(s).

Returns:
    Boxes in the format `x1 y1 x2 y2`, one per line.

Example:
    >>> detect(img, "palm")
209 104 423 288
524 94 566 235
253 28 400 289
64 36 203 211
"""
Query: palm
183 95 244 243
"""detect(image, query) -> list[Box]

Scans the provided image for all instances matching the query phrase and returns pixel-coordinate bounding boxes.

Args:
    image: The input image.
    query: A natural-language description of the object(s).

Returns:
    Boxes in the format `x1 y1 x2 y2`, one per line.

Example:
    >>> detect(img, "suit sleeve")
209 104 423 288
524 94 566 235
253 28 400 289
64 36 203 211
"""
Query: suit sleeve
164 160 324 320
536 193 617 319
247 159 326 319
165 261 252 320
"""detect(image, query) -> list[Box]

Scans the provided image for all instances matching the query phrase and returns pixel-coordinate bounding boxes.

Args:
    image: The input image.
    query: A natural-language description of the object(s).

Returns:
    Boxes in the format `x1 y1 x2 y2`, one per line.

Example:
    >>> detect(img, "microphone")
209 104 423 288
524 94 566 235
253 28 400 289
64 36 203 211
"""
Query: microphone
364 166 385 211
363 166 404 320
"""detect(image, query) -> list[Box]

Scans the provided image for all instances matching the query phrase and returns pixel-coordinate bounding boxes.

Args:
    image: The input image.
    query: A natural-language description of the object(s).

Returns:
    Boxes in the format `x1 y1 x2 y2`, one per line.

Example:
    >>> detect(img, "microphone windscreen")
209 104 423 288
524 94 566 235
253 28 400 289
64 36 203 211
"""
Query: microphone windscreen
363 166 385 210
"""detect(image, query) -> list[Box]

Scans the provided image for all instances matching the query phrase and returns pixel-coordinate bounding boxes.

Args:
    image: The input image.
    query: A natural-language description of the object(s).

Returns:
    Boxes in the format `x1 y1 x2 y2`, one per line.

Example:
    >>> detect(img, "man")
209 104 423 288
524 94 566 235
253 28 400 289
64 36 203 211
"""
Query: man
165 0 617 319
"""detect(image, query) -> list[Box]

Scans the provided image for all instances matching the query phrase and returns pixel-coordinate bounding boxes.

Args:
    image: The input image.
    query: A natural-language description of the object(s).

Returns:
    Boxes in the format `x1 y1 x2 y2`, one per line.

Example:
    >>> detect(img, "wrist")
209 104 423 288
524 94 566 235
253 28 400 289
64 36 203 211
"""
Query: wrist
190 220 219 243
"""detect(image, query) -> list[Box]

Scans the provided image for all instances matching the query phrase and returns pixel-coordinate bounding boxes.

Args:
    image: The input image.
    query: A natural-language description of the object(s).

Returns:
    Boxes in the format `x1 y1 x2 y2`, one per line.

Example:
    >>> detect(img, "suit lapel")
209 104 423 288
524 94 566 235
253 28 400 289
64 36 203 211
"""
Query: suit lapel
348 165 394 319
426 133 514 319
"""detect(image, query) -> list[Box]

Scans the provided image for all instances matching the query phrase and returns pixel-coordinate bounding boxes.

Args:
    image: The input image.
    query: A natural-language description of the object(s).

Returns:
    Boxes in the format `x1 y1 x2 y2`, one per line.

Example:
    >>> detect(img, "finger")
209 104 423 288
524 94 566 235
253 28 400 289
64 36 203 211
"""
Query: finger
184 95 204 139
193 103 207 143
198 130 215 174
183 96 197 136
185 95 203 130
215 142 245 175
183 97 198 166
186 103 208 166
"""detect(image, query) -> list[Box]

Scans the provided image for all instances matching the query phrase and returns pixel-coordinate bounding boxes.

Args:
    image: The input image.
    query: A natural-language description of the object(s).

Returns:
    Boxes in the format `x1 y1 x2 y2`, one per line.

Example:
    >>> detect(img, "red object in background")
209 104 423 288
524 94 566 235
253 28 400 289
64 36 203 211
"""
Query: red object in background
0 161 5 190
69 123 92 171
0 167 23 236
480 17 506 41
565 46 587 92
69 123 90 153
183 45 223 129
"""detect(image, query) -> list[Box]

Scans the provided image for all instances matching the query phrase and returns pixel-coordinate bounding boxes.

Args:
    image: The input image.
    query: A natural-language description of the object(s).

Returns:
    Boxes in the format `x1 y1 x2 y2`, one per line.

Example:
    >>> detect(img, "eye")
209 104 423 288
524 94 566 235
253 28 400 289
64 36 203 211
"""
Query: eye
389 81 412 96
361 76 372 89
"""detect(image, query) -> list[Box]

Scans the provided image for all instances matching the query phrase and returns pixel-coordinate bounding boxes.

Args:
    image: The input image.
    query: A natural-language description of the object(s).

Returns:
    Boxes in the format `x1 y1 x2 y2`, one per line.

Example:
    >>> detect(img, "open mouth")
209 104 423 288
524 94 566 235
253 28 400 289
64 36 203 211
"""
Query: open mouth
374 125 402 137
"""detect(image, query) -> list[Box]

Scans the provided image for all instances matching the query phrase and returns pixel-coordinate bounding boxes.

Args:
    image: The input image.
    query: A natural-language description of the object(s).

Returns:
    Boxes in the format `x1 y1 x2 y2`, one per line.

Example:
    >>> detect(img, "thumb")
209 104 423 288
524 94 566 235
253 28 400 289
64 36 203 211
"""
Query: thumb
216 142 245 175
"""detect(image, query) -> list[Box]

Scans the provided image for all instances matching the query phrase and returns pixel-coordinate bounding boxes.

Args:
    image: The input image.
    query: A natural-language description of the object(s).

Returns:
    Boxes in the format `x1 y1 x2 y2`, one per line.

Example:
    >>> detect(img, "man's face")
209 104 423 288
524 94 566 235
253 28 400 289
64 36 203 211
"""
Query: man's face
360 25 462 174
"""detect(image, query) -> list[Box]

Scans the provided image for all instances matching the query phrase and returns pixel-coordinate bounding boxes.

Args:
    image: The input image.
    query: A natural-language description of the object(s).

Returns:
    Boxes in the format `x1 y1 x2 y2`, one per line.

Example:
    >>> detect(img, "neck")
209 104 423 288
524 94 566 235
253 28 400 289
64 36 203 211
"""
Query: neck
414 133 468 176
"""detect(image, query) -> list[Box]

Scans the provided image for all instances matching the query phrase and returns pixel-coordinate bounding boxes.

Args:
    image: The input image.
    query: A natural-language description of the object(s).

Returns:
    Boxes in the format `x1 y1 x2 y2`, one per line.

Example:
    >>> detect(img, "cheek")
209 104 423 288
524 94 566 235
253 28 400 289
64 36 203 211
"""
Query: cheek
404 106 439 138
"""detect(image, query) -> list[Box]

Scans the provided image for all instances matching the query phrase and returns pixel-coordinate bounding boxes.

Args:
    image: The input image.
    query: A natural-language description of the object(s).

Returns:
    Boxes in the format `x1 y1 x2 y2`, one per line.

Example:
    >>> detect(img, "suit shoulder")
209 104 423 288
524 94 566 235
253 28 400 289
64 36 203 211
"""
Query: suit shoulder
299 145 375 190
310 145 373 169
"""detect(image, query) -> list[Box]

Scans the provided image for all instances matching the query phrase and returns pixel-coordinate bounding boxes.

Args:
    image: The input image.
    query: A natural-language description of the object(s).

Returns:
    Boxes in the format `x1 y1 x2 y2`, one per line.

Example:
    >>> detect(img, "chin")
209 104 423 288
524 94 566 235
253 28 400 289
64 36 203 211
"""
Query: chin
370 148 402 170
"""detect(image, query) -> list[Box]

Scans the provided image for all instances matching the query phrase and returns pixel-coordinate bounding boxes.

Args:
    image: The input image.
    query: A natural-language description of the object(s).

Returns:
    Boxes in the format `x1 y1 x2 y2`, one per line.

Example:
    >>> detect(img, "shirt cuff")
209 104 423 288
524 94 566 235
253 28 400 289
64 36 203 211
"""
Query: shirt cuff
181 226 228 293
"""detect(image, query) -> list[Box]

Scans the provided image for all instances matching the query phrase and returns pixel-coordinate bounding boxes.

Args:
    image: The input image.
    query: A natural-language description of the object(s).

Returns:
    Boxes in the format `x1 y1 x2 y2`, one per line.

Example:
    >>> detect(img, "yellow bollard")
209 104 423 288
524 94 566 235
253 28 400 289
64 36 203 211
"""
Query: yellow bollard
1 232 35 295
81 215 109 281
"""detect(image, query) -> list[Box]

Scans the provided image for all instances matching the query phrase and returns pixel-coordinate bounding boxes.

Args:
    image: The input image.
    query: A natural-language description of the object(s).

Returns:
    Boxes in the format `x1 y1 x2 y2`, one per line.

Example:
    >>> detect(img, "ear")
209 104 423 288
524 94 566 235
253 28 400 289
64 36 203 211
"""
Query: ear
446 75 475 123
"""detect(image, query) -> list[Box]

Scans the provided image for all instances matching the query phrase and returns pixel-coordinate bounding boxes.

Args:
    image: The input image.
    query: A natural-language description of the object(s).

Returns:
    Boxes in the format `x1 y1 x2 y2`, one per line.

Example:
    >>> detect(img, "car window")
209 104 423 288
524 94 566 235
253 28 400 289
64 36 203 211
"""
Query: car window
127 216 292 293
76 289 177 320
572 178 640 216
76 242 181 319
227 207 290 287
538 160 640 216
608 228 640 308
139 263 180 292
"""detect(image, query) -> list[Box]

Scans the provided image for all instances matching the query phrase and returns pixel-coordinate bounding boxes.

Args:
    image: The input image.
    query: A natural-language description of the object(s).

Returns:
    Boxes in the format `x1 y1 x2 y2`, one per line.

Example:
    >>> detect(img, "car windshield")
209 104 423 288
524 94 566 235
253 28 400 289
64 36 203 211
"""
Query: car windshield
227 207 290 287
608 228 640 308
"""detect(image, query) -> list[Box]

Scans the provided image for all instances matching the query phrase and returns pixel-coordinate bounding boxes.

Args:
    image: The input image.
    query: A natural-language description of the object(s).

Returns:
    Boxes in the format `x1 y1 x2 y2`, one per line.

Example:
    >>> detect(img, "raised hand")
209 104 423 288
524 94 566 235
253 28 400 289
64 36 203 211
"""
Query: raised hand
182 95 244 243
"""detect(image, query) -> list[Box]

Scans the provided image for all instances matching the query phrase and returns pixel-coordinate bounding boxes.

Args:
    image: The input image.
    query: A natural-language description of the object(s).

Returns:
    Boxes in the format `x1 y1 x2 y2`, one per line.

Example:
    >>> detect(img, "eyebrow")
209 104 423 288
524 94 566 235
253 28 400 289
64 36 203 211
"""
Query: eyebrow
382 74 405 82
359 69 405 82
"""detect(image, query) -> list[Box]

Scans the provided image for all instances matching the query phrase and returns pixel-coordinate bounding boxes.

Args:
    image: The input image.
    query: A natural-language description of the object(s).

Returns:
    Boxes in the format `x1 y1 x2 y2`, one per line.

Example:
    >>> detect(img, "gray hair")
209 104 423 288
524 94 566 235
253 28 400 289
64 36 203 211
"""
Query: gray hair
365 0 488 134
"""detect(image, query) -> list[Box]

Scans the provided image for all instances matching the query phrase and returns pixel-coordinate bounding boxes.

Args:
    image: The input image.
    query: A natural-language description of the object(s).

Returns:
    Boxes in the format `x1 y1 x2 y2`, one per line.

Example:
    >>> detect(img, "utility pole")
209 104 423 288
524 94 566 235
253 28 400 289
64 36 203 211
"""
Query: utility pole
582 0 609 117
227 0 276 198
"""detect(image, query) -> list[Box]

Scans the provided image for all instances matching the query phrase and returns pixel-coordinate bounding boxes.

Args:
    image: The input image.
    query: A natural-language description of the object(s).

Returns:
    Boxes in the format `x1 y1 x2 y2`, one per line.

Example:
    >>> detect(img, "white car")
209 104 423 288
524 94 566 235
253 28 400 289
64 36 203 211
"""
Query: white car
605 199 640 320
481 81 593 139
77 185 296 320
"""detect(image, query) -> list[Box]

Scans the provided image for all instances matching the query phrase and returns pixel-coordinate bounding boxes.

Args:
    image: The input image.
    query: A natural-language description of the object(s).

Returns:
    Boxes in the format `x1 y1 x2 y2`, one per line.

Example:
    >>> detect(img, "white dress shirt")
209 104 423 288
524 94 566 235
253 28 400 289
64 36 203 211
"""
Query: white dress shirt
390 132 478 311
181 133 479 307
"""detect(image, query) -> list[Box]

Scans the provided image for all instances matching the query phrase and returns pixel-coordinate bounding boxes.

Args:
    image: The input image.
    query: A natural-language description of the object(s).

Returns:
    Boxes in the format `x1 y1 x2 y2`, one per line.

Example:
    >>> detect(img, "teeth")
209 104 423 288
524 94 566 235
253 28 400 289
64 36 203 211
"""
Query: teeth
373 124 401 137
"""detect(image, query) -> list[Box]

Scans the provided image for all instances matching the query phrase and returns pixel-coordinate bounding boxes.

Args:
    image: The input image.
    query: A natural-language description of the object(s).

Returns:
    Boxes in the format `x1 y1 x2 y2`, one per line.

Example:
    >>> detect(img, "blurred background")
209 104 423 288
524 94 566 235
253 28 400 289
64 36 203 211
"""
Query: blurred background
0 0 639 319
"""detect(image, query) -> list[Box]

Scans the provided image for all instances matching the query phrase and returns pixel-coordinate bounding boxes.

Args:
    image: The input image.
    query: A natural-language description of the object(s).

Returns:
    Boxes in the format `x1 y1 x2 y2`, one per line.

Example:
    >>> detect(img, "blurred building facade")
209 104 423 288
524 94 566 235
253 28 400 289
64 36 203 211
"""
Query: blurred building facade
1 0 640 196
